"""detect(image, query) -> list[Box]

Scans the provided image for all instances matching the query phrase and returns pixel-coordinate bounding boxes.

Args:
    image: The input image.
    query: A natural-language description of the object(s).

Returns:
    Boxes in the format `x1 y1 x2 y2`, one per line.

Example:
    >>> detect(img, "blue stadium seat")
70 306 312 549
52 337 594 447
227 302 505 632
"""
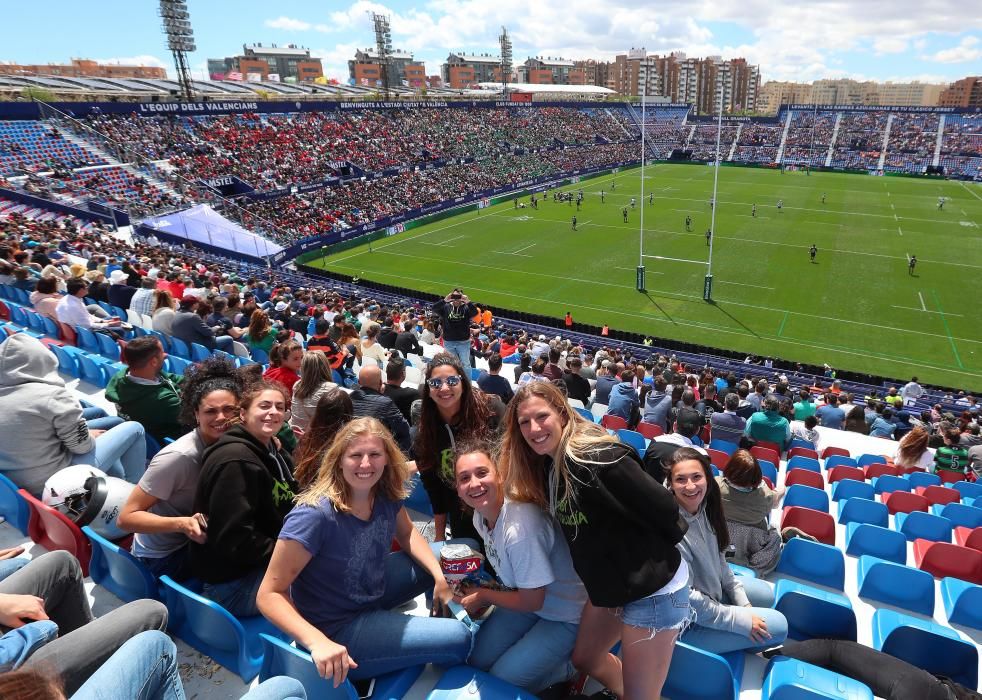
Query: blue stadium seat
953 481 982 502
75 326 101 354
787 456 822 474
159 575 287 681
165 355 192 376
894 511 952 542
573 407 594 422
39 314 61 340
0 472 29 535
856 556 935 616
662 642 742 700
758 460 778 484
932 502 982 529
871 475 911 495
426 665 539 699
616 429 647 458
775 537 845 590
788 438 816 452
824 454 859 470
871 608 977 689
857 454 886 468
830 479 875 503
729 563 757 578
95 331 120 360
48 343 80 377
761 656 873 700
77 353 112 388
783 485 829 513
906 471 942 489
190 342 211 362
168 336 191 360
844 522 907 565
259 634 424 700
708 439 737 456
82 525 158 603
837 498 888 528
774 579 857 642
940 577 982 630
250 347 270 364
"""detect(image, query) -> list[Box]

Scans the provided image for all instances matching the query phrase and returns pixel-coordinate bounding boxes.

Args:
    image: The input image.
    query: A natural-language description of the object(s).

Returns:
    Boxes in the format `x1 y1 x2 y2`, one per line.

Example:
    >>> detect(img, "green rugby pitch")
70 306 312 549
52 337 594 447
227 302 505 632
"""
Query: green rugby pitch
308 163 982 390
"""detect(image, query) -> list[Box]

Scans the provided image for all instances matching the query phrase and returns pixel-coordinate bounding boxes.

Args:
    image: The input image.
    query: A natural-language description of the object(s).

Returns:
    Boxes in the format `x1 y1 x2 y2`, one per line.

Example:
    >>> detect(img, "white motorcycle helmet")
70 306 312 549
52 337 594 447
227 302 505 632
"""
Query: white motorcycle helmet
42 465 132 540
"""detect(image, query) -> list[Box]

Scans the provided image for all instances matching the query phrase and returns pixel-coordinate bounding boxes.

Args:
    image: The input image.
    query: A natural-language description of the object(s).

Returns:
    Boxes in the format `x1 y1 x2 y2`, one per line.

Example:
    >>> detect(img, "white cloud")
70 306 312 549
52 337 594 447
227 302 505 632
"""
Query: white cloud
92 54 168 69
309 44 361 82
925 36 982 63
266 2 982 81
265 16 312 31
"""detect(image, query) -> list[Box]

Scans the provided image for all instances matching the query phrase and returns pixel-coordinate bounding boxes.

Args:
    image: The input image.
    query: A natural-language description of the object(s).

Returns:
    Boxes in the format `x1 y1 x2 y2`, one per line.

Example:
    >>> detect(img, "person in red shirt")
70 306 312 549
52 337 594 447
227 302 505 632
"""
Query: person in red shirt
263 339 304 394
565 311 573 331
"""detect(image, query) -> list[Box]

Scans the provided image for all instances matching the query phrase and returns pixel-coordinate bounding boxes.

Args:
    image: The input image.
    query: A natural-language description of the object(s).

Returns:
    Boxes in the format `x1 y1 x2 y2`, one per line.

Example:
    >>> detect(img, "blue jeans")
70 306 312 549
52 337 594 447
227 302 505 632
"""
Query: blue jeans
442 340 472 367
681 577 788 654
330 551 471 680
214 335 234 353
0 558 30 583
82 406 124 431
241 676 307 700
71 420 146 483
204 567 265 617
137 545 192 582
469 607 578 693
72 630 184 700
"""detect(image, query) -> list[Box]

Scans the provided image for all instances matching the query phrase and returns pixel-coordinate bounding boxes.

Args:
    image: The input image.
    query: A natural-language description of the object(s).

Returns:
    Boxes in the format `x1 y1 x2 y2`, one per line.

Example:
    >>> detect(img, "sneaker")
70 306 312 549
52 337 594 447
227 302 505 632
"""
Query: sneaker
781 526 818 543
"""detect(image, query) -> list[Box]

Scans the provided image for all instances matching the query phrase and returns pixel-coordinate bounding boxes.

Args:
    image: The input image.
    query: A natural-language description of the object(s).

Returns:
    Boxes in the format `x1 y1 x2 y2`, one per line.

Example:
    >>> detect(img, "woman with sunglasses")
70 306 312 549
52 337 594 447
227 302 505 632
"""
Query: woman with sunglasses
413 353 505 547
190 379 298 616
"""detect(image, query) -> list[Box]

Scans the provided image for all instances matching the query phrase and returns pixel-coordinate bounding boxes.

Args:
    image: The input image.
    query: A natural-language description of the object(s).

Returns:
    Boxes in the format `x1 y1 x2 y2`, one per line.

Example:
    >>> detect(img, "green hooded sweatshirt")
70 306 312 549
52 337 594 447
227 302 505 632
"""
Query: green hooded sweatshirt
105 369 186 443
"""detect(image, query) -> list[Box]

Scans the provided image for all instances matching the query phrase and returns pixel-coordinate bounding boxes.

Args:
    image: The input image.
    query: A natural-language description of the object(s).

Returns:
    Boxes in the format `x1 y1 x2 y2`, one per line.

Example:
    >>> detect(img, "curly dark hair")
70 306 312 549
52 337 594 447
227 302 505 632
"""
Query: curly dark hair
178 355 243 427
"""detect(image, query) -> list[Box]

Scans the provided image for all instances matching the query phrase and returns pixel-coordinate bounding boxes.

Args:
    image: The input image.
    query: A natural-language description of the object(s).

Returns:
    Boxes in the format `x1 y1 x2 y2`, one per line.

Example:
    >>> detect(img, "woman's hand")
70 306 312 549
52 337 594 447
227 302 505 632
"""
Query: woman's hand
309 638 358 687
431 578 454 617
457 585 487 616
0 594 48 629
0 546 25 560
749 615 771 643
181 514 208 544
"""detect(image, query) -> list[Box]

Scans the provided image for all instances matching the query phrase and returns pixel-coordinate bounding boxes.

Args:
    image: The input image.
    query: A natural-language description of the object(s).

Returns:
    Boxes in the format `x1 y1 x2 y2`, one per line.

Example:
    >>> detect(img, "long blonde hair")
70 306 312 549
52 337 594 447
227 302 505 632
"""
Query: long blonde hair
500 381 618 510
296 417 409 512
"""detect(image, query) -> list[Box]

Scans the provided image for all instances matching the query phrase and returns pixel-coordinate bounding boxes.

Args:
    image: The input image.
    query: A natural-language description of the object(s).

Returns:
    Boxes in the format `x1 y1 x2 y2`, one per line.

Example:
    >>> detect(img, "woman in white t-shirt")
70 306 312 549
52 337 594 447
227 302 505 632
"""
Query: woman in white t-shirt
893 426 934 471
453 441 587 694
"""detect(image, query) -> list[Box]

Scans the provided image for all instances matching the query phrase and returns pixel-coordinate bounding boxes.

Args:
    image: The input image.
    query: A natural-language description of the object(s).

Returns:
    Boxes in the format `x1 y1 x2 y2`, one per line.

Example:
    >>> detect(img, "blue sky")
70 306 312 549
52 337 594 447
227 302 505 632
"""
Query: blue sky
2 1 980 85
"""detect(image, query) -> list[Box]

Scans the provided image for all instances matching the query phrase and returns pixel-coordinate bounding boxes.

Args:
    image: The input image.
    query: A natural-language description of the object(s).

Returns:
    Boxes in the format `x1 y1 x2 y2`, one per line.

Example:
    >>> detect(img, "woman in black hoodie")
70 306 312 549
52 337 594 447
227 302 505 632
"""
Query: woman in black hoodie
190 378 297 616
501 382 689 700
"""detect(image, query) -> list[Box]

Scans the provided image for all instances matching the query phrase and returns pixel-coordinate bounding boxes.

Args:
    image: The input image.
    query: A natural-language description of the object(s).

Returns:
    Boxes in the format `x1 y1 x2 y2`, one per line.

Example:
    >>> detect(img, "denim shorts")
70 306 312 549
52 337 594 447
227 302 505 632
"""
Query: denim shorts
618 588 693 633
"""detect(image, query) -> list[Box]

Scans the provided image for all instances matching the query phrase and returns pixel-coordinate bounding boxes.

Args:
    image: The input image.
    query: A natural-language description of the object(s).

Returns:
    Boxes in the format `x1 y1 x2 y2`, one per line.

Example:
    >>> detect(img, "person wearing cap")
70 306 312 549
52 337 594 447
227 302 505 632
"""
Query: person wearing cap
171 295 234 353
529 334 550 360
106 269 138 310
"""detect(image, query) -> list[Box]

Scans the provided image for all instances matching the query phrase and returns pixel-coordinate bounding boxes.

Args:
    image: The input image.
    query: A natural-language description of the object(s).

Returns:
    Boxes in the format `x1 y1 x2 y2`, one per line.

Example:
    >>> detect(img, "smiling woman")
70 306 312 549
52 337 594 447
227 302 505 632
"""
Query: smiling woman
189 378 298 616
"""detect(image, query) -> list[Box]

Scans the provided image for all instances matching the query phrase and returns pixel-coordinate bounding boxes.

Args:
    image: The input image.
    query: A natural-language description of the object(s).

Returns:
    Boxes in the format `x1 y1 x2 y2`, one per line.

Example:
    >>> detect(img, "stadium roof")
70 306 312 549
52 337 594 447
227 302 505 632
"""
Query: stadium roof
475 82 616 95
448 53 502 64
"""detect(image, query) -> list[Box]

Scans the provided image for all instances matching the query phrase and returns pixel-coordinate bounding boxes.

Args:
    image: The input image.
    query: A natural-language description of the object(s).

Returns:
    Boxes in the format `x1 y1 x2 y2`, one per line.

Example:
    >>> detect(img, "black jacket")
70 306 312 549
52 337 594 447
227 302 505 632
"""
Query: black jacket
562 371 592 405
190 425 297 583
432 300 477 342
546 442 686 608
384 383 419 422
394 331 423 357
377 326 398 350
349 386 412 451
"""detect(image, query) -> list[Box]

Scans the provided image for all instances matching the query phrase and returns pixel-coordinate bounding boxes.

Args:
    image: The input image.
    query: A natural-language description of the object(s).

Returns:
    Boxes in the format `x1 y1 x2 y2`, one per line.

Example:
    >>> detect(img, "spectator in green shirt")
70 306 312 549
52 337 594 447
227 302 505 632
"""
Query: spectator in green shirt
934 428 969 475
793 389 817 421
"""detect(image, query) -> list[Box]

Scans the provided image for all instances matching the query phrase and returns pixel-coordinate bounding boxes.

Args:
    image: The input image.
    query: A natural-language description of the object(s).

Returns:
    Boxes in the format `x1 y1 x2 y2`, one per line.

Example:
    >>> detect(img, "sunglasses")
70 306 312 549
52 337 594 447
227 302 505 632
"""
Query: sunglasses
427 376 462 389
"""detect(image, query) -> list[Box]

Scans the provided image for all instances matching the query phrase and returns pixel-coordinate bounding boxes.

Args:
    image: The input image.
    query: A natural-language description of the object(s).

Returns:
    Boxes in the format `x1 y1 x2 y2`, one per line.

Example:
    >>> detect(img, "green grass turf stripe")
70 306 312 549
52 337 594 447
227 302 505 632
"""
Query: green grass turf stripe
932 289 965 369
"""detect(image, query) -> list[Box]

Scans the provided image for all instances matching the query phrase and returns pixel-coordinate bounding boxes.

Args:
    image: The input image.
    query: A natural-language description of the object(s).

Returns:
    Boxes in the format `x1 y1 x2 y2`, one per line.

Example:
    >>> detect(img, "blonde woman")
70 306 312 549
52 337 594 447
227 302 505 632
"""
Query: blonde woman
257 417 470 687
500 382 688 700
290 351 338 432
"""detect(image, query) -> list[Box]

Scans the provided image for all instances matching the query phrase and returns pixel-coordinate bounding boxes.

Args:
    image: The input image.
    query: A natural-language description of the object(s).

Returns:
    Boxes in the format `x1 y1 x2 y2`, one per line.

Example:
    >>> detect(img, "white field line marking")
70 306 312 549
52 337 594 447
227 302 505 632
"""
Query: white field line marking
957 180 982 202
615 266 664 273
642 254 707 265
891 305 963 317
717 280 776 290
512 243 536 255
919 292 927 312
443 235 466 244
580 220 593 226
420 241 454 247
327 213 476 263
330 264 982 378
898 226 903 236
735 214 771 219
491 250 532 257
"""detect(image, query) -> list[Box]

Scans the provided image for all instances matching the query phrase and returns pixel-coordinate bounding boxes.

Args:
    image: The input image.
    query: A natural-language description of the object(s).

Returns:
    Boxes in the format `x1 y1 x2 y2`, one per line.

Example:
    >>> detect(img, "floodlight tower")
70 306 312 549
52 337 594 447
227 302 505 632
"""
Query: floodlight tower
372 13 393 99
499 27 513 96
159 0 196 101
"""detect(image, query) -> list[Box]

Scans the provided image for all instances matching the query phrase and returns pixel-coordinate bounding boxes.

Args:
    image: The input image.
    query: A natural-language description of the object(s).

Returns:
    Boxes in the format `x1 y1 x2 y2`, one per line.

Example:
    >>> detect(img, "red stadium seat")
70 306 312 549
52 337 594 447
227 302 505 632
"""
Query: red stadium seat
822 446 851 460
863 463 898 481
916 485 961 507
954 527 982 552
781 506 836 546
938 470 967 485
636 422 664 439
788 447 819 460
785 469 825 490
600 414 628 431
19 489 91 576
912 539 982 585
882 491 930 515
827 466 866 484
751 446 780 466
707 449 730 472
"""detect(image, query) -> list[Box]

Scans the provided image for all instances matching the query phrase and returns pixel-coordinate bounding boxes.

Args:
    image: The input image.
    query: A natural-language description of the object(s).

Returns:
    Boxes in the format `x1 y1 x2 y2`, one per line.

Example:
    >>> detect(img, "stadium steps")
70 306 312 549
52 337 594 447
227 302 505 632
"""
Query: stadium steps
933 115 946 168
878 114 894 171
824 113 842 168
727 124 742 162
775 109 793 164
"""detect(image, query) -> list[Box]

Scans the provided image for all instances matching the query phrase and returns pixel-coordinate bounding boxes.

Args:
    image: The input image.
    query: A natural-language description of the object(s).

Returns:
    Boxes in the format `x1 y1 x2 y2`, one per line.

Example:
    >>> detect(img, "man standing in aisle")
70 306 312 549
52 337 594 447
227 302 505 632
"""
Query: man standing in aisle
433 288 477 367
